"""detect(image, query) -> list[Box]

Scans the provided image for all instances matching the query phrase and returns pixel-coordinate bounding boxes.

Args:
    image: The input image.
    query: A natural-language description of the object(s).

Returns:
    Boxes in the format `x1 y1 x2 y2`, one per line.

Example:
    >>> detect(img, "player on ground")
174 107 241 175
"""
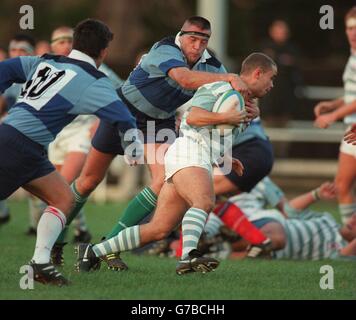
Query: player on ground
204 178 356 260
314 7 356 224
0 19 142 286
75 52 277 275
60 16 256 270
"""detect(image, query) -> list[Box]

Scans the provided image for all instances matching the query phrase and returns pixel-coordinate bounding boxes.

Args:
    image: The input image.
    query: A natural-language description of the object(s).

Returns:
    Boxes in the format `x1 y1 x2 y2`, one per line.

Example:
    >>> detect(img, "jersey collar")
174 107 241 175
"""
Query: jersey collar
68 49 97 69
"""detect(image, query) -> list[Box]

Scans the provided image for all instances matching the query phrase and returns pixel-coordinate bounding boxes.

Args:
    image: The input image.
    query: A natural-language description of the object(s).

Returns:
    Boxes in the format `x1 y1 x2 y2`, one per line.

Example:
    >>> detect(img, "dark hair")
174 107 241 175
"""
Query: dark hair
73 19 113 59
12 33 35 47
241 52 277 75
184 16 211 30
345 6 356 23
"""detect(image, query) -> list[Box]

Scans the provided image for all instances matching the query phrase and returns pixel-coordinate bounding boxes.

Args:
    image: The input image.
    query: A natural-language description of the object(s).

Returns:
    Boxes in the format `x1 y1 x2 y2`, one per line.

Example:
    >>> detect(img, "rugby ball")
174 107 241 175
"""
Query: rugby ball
212 89 245 135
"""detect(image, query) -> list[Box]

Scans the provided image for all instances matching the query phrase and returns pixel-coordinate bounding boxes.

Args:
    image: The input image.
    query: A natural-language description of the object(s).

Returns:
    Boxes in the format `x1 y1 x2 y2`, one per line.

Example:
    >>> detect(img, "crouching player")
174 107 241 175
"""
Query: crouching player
0 19 143 286
76 52 277 274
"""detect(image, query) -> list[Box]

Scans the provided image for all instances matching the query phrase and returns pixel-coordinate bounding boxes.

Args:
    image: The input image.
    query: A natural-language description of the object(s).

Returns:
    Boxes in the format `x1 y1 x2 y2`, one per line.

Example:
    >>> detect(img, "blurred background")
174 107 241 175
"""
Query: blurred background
1 0 355 197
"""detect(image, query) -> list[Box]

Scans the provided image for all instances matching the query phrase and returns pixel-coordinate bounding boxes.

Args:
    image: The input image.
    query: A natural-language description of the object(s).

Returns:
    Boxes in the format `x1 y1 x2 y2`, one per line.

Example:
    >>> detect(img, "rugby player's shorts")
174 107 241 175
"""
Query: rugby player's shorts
220 137 274 192
0 124 55 200
340 125 356 157
164 133 213 181
48 121 92 165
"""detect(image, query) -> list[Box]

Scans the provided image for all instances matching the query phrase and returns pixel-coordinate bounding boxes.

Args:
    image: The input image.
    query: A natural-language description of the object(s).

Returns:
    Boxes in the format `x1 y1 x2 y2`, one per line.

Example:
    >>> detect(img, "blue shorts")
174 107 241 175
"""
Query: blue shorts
221 138 274 192
252 218 278 228
0 124 55 200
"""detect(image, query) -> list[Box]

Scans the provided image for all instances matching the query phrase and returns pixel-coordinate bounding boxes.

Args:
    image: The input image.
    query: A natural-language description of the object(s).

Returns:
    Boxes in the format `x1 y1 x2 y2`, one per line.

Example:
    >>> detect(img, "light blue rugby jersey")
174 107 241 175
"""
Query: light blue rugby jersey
0 53 137 150
120 35 227 119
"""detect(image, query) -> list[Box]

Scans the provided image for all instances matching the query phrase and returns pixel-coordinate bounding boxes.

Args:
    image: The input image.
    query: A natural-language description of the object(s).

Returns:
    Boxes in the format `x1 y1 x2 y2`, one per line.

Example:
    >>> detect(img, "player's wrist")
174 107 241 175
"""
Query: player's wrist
311 188 321 201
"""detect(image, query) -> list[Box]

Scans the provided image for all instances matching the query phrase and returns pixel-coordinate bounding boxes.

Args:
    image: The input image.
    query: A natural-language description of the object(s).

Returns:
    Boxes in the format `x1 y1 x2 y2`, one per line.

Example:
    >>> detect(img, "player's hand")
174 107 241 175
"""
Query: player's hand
318 182 337 200
344 124 356 145
314 101 336 117
231 158 244 176
245 99 260 121
229 74 251 100
314 113 336 129
224 105 248 126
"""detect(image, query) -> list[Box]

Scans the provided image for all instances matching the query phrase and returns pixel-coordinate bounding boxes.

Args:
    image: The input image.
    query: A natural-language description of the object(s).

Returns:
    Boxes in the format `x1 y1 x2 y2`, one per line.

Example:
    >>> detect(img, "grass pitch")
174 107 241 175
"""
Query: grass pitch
0 200 355 300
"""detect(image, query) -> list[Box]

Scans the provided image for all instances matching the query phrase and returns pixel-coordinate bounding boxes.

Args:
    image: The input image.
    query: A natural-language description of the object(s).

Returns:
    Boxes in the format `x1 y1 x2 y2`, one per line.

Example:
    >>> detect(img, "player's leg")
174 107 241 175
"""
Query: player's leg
105 142 169 239
0 199 10 225
260 222 286 251
335 146 356 223
22 171 74 286
76 181 188 271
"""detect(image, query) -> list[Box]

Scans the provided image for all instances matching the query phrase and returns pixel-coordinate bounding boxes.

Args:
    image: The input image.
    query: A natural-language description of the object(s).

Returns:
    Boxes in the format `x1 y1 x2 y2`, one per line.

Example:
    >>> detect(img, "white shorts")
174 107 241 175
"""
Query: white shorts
48 123 92 165
340 126 356 158
164 135 213 181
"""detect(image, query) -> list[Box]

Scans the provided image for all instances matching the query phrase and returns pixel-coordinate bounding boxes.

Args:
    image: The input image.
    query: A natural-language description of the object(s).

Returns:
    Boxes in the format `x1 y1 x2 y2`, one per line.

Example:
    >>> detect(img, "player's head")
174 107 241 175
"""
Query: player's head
345 6 356 51
0 46 7 61
51 26 73 56
269 19 290 44
240 52 277 98
73 19 113 66
35 40 51 56
179 16 211 66
8 33 35 58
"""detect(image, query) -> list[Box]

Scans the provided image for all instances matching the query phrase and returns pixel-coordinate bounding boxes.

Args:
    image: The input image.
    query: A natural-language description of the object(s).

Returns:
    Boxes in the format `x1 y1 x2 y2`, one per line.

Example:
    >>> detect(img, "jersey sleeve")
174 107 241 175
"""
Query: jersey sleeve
0 56 38 93
190 85 217 111
78 77 142 154
148 44 188 75
258 177 285 208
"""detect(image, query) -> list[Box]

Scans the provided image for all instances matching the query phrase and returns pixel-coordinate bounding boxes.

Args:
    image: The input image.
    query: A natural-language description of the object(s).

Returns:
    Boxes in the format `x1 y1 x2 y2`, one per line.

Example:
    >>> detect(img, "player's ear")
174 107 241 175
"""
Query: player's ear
253 67 262 80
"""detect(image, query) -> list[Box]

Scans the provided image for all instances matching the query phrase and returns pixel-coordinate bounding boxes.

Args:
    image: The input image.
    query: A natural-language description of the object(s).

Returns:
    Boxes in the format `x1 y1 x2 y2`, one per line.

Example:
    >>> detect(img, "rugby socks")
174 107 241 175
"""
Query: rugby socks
105 187 157 239
32 206 66 264
28 197 46 229
56 181 88 244
0 200 9 218
92 225 141 257
204 213 224 238
339 203 356 224
217 202 267 245
181 208 208 259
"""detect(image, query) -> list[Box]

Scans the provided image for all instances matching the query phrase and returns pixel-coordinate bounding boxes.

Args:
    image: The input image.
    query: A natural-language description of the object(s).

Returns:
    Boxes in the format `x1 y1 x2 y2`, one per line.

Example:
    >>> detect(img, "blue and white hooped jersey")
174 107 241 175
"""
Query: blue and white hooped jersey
0 53 137 150
120 35 227 120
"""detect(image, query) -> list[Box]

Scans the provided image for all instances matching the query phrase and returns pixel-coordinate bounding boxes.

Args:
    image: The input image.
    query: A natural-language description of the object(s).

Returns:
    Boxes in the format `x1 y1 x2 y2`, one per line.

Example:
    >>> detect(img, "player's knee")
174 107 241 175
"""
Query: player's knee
193 196 215 213
273 233 286 250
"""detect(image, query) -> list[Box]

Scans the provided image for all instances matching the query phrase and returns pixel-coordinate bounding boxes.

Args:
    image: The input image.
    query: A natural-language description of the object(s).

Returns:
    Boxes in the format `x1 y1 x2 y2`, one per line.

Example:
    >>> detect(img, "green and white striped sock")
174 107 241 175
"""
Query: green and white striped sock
92 225 141 257
339 203 356 224
0 200 9 218
204 213 224 238
182 208 208 259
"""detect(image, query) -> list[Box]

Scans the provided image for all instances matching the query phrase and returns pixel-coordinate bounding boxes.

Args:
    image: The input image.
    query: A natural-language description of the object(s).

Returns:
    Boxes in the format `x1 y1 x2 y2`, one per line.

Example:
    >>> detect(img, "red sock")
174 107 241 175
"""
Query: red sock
216 202 267 245
176 229 183 258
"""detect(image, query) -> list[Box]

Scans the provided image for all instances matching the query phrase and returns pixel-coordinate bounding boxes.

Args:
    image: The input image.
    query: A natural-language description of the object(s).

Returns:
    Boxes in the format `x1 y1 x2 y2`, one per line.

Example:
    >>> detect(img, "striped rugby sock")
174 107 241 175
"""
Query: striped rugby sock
204 213 224 238
182 208 208 259
105 187 157 239
32 206 67 264
339 203 356 224
92 225 141 257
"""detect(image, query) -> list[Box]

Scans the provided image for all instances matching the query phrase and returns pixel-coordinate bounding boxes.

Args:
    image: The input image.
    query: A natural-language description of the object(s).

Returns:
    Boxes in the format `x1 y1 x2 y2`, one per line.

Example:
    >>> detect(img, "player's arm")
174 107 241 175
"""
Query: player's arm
0 56 37 93
169 67 249 96
314 99 356 129
288 182 337 211
314 98 344 117
186 85 247 127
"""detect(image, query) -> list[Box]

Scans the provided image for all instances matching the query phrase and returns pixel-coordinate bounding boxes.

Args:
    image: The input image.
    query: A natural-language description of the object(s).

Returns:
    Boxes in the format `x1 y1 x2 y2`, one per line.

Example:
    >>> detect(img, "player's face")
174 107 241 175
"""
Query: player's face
51 39 73 56
180 26 210 65
9 46 31 58
346 23 356 51
253 67 277 98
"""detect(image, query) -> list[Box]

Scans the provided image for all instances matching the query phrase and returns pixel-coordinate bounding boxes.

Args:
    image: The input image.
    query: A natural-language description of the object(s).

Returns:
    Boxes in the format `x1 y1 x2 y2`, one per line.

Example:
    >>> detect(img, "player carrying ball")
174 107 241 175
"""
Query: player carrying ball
76 52 277 275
